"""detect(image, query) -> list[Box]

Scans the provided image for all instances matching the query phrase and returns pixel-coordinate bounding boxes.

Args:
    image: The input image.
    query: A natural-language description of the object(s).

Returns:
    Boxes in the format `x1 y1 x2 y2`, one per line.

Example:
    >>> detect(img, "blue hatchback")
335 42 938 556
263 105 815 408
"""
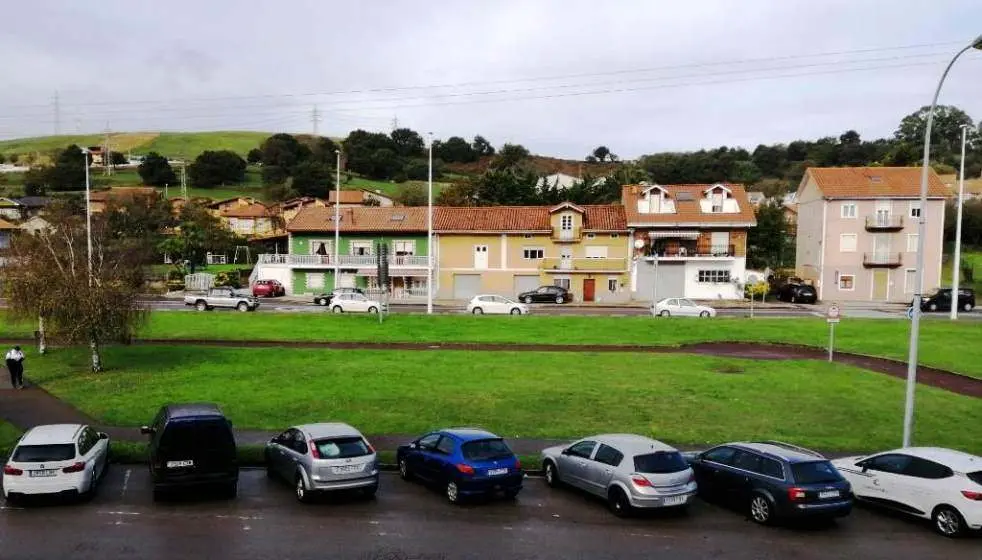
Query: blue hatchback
397 428 523 504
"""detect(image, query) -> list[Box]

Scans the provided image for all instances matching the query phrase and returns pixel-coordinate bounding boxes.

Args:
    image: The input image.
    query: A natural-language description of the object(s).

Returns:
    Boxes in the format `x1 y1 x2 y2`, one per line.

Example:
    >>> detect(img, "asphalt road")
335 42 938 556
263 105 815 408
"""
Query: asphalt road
1 469 977 559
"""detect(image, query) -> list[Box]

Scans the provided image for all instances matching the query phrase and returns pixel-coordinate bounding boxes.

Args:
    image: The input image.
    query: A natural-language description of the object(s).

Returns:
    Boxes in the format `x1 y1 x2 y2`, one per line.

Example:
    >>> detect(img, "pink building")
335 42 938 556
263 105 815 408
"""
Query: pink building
795 167 947 303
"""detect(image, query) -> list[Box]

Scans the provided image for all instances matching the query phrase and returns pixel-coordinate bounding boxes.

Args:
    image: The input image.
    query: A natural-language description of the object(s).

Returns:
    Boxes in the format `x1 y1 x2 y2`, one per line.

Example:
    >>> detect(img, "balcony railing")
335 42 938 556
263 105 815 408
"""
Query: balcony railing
649 244 736 259
541 257 627 272
863 252 902 267
258 254 431 267
865 215 904 231
365 286 429 300
552 228 582 242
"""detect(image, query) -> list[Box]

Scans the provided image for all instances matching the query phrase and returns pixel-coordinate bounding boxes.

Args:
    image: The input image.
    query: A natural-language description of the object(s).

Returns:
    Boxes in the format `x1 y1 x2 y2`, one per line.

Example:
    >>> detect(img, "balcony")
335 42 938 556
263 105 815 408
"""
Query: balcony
863 252 902 268
541 257 627 272
865 215 904 231
552 228 582 242
257 254 431 268
647 244 736 260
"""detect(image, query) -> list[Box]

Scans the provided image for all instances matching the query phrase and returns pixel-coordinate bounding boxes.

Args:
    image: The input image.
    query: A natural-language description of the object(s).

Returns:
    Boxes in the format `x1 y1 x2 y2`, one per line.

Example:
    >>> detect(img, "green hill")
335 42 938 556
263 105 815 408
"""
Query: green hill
0 131 272 161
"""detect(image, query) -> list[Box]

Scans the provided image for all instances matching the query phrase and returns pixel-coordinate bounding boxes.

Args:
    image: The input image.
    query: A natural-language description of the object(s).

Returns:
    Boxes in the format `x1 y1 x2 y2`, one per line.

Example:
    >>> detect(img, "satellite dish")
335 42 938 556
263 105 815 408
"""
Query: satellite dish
633 239 645 249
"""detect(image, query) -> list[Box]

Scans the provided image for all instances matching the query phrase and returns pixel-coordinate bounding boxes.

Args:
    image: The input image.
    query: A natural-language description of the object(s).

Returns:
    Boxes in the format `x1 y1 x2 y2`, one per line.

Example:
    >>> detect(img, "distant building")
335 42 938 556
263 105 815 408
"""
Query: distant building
746 191 767 207
88 187 159 213
328 189 394 207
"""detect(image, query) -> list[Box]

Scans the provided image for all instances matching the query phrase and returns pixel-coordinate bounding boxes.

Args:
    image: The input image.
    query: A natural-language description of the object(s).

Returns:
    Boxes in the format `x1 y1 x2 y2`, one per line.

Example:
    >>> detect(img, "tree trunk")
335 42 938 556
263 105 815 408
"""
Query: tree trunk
37 314 47 355
90 339 102 373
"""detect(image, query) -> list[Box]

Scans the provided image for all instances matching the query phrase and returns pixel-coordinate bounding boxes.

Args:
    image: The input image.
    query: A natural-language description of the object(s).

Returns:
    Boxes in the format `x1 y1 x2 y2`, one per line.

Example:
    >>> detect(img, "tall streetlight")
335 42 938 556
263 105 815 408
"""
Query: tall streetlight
903 35 982 447
81 147 93 284
426 132 434 314
334 149 341 290
950 124 970 320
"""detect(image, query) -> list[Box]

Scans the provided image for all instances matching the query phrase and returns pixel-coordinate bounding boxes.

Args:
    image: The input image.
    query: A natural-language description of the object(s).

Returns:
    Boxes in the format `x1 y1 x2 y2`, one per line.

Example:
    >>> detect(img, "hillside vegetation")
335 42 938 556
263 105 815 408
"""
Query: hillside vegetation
0 131 271 160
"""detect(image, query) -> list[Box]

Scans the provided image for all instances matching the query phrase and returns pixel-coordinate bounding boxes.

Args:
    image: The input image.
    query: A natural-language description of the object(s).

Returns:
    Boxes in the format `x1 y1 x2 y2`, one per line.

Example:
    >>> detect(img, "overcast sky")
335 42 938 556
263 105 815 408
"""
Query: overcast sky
2 0 980 159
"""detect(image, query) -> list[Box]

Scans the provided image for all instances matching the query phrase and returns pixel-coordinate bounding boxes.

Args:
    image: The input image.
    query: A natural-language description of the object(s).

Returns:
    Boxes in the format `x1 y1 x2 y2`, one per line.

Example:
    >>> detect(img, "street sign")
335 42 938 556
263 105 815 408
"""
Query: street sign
826 304 841 324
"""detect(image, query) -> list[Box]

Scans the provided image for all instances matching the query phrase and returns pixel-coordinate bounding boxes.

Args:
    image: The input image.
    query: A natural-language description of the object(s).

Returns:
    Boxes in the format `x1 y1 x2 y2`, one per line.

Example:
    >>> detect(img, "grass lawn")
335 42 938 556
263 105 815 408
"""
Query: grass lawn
135 132 269 159
942 248 982 292
0 421 22 458
24 346 982 455
0 313 973 378
346 176 452 198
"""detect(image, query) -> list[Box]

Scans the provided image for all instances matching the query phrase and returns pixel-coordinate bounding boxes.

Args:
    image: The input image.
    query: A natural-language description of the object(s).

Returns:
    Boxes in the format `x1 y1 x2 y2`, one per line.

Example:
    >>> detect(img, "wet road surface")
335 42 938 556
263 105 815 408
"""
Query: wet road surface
2 469 977 559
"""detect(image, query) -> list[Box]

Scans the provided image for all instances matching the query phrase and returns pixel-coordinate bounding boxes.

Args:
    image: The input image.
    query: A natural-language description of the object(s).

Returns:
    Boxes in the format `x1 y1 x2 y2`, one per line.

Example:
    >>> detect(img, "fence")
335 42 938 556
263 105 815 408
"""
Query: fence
185 273 215 292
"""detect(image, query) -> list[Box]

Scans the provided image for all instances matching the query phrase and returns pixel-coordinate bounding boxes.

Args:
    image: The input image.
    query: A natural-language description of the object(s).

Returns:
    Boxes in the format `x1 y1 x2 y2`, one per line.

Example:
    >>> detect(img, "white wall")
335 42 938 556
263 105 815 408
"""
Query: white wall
253 264 294 293
682 259 745 299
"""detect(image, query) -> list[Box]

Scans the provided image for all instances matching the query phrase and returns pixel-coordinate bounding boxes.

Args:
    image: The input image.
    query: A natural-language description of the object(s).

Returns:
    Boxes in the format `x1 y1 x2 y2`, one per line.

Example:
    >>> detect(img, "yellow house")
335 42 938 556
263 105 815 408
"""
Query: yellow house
434 202 631 302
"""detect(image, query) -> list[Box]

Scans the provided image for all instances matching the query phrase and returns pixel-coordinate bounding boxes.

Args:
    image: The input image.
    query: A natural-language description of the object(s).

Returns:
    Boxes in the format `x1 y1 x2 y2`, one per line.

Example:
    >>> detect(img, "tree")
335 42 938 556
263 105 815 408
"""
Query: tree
393 183 428 206
109 151 127 167
492 143 530 169
6 154 16 165
290 160 333 198
246 148 263 164
138 152 177 187
470 168 540 205
188 150 247 187
364 148 402 180
106 193 174 260
0 202 148 371
436 181 479 206
308 137 339 165
390 128 425 158
747 201 791 269
260 165 291 186
29 144 89 192
591 146 612 162
343 130 400 178
434 136 477 163
158 203 244 273
895 105 978 165
0 153 5 164
472 135 495 156
751 178 792 199
585 155 598 163
260 133 311 169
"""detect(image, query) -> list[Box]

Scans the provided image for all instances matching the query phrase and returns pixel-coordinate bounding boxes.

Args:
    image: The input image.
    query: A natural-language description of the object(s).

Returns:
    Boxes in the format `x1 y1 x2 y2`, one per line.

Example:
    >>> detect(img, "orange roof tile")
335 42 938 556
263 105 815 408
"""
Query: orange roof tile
329 190 365 204
805 167 948 198
621 183 756 227
88 186 159 203
0 217 18 230
435 204 626 232
288 206 427 232
221 202 274 218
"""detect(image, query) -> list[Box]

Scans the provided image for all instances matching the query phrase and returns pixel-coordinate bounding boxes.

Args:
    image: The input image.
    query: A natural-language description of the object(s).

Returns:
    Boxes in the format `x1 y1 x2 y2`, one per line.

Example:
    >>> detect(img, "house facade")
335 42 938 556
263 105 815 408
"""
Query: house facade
254 206 430 298
622 183 755 300
795 167 946 302
434 203 630 303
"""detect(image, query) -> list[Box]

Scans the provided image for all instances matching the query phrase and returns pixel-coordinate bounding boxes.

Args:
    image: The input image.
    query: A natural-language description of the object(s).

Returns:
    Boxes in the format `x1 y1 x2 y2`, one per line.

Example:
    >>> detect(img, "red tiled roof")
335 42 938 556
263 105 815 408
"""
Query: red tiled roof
221 203 273 218
434 204 626 232
621 183 756 226
0 217 18 230
88 186 159 203
329 190 365 204
805 167 948 198
288 206 427 232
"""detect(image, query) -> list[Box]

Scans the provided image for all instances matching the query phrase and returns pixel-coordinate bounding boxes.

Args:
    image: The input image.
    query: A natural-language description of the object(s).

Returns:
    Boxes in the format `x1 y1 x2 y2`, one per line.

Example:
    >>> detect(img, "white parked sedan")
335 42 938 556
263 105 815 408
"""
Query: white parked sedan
831 447 982 537
330 292 382 314
2 424 110 503
467 295 529 315
651 298 716 318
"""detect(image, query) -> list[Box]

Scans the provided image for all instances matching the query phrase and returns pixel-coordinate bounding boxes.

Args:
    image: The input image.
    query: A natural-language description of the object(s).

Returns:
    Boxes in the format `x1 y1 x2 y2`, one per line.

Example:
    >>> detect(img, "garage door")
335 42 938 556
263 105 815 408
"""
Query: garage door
656 263 685 299
453 274 481 300
513 275 540 296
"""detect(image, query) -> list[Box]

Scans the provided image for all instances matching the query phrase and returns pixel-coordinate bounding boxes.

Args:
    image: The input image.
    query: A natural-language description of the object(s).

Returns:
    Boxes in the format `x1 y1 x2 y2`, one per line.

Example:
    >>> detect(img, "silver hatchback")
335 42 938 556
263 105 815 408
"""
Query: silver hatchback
541 434 697 516
264 423 379 502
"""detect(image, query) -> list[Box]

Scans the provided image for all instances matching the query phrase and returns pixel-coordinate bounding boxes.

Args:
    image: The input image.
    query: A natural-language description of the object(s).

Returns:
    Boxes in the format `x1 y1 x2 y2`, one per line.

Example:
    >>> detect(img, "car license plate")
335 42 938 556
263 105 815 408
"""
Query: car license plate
166 460 194 468
663 495 686 506
332 465 362 474
487 468 508 476
819 490 840 499
29 469 57 477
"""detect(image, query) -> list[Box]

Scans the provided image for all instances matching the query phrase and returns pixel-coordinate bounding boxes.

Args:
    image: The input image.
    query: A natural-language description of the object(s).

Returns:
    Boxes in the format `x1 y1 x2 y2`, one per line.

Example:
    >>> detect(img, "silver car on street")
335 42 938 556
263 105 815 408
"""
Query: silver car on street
541 434 698 516
264 423 379 502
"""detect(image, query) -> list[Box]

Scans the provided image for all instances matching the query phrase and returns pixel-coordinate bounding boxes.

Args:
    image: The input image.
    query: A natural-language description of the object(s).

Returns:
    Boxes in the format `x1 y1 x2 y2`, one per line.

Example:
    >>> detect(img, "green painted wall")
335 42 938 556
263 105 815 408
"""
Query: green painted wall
290 233 428 256
291 269 374 295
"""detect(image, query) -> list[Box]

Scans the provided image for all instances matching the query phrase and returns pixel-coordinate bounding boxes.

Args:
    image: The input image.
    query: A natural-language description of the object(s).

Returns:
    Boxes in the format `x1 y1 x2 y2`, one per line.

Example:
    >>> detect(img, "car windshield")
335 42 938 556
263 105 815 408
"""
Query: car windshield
634 451 689 474
968 471 982 485
13 444 76 462
160 419 234 455
461 438 513 461
314 436 371 459
790 461 842 484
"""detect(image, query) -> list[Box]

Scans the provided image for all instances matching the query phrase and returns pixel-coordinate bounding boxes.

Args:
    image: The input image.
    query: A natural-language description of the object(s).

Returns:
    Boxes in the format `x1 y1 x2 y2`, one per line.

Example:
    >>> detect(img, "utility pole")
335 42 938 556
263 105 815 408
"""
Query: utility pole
334 150 341 291
391 116 398 131
311 105 321 136
950 124 970 320
103 124 112 176
180 160 188 200
426 132 434 314
53 91 61 135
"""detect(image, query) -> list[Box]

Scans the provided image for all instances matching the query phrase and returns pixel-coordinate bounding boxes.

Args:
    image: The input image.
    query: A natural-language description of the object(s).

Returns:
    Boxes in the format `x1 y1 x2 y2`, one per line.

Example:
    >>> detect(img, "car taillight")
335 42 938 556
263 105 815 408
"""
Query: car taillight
309 441 321 459
365 441 375 453
62 462 85 473
3 464 23 476
686 471 695 484
456 464 475 475
515 458 521 470
962 490 982 501
631 475 652 487
788 487 807 501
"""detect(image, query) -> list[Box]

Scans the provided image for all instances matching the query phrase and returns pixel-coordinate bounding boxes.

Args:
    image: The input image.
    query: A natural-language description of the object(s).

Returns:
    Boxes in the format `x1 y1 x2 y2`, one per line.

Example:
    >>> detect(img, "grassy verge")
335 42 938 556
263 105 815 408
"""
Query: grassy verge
0 421 22 459
24 346 982 454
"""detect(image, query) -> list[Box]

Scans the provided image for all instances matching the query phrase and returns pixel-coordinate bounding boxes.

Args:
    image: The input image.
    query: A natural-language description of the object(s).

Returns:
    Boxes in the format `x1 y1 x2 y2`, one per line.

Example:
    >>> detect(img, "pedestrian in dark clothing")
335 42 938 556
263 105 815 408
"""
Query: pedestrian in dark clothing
5 345 25 389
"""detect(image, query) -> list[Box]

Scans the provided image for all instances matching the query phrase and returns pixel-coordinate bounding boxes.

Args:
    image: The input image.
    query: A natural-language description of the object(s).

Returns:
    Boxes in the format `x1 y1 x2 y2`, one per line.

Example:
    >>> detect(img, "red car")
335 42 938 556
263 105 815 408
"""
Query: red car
252 279 285 298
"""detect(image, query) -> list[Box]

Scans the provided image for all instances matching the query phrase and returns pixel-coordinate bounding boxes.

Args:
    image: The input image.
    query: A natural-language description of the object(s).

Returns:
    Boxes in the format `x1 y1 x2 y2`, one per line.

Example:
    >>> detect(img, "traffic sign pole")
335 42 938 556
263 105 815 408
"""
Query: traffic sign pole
828 322 835 363
826 304 841 363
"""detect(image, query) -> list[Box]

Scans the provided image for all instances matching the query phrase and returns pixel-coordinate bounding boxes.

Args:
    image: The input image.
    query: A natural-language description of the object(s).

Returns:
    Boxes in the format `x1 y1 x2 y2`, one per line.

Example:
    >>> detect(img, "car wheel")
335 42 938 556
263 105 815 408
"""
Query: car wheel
964 303 974 312
608 487 632 517
555 296 563 304
510 308 521 315
544 461 560 488
195 301 207 312
236 302 249 312
332 306 343 314
699 310 710 318
659 310 670 317
929 302 938 311
368 306 379 314
472 307 484 315
749 493 774 525
295 476 312 504
399 458 412 481
933 505 966 538
523 296 533 304
446 480 461 504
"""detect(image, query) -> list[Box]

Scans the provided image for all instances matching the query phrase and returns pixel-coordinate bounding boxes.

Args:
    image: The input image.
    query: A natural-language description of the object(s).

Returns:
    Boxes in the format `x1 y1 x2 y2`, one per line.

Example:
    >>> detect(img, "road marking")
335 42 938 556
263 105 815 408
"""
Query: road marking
100 510 141 516
0 505 25 511
121 468 131 497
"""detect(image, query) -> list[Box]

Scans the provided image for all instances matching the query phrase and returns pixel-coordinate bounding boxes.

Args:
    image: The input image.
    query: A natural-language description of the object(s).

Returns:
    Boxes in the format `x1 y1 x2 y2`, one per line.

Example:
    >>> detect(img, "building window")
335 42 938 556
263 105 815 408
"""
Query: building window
554 277 571 290
586 233 596 239
522 247 544 260
393 240 415 256
607 278 618 292
838 274 855 291
698 270 731 283
906 234 918 253
839 234 857 252
350 240 373 256
561 214 573 230
610 233 619 239
310 240 333 256
904 269 917 293
523 233 533 239
307 272 325 289
585 246 608 259
841 203 857 219
909 202 921 218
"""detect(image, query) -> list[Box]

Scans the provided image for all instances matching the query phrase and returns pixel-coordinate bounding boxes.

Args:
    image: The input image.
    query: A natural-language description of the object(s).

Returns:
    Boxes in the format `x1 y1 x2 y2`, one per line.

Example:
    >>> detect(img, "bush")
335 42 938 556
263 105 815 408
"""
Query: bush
214 270 241 289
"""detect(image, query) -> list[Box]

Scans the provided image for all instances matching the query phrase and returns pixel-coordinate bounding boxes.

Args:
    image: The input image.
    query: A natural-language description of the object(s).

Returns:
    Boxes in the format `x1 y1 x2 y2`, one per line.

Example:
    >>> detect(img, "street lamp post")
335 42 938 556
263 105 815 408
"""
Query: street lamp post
426 132 434 315
903 35 982 447
950 124 970 320
334 149 341 291
82 148 92 285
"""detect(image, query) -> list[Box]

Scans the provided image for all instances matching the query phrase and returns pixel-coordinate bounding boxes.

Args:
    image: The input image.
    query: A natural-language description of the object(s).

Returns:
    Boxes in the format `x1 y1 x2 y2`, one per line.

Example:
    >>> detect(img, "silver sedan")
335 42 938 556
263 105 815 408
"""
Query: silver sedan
541 434 698 516
264 423 379 502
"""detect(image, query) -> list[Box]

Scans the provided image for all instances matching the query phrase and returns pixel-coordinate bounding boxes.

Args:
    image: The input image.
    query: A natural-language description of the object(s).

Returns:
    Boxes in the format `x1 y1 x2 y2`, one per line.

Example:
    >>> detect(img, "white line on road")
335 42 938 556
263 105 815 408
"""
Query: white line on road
121 468 131 497
99 510 141 516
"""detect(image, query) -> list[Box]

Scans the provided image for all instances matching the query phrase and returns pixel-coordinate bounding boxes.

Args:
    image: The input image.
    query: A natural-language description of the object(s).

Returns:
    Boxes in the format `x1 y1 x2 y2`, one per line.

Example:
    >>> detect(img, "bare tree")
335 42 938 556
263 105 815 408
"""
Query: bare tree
0 202 148 371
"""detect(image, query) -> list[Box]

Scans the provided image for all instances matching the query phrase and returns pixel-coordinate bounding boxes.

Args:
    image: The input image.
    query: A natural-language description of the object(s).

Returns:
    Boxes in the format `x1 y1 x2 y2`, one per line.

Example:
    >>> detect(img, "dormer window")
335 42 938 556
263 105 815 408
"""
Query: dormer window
870 175 883 184
710 191 724 213
700 184 737 214
638 185 676 214
560 214 573 230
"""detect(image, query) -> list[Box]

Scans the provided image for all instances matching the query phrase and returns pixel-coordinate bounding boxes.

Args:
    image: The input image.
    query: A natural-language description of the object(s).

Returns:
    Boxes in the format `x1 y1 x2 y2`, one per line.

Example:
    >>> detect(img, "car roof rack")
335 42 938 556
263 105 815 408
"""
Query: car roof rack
752 440 824 458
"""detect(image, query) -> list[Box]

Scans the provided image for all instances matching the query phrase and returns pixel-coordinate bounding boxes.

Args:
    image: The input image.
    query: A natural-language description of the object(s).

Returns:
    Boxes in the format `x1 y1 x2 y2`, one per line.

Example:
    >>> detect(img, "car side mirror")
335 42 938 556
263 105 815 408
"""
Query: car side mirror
561 448 572 456
98 432 109 440
140 426 154 435
409 442 418 449
856 461 868 472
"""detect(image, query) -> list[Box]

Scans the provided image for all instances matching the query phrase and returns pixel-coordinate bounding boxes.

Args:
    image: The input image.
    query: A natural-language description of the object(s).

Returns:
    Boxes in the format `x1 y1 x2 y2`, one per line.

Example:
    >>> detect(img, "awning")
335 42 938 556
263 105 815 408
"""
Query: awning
647 230 700 240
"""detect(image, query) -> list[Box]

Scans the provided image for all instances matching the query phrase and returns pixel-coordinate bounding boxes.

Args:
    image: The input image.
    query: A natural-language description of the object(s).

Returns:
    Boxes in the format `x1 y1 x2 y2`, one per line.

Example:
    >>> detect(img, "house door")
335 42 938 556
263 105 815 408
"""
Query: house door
583 279 596 302
474 245 488 270
875 201 891 226
560 249 573 270
873 235 890 259
872 270 889 300
710 231 730 255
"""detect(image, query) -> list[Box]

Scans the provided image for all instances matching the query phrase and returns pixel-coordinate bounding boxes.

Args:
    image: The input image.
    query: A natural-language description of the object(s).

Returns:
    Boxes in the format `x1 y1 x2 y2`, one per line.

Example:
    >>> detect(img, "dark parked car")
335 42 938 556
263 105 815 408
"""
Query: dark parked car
313 287 366 306
252 279 285 298
397 428 523 504
141 403 238 501
914 288 975 312
686 441 852 526
517 285 572 304
777 283 818 304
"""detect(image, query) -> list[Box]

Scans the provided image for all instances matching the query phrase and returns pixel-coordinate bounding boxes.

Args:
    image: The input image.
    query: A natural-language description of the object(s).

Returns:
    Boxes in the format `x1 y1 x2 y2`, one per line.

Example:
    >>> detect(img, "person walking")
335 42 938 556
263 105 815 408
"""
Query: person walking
5 345 25 389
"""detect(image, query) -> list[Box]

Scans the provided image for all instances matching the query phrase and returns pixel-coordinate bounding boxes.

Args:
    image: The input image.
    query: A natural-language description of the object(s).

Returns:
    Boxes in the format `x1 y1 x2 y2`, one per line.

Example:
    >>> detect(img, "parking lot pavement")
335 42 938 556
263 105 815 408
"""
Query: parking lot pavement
2 469 977 559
